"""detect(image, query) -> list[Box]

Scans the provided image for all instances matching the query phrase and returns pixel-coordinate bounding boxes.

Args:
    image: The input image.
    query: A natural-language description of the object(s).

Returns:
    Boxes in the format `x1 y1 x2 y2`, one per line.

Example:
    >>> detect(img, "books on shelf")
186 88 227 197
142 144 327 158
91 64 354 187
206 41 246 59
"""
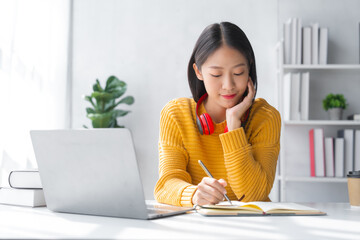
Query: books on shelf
283 72 310 121
0 169 45 207
195 201 326 216
324 138 335 177
283 73 291 121
291 18 297 64
283 18 303 65
302 27 312 65
0 188 46 207
309 128 325 177
284 19 292 64
296 19 302 65
319 28 328 64
283 18 328 65
309 128 359 178
311 22 319 65
309 129 316 177
290 72 301 120
8 169 42 189
337 129 355 174
335 138 345 177
300 72 309 120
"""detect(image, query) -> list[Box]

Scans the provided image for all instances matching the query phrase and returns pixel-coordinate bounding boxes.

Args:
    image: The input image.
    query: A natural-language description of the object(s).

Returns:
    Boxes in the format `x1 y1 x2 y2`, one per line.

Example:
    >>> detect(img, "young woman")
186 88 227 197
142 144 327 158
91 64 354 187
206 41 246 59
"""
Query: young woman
154 22 281 207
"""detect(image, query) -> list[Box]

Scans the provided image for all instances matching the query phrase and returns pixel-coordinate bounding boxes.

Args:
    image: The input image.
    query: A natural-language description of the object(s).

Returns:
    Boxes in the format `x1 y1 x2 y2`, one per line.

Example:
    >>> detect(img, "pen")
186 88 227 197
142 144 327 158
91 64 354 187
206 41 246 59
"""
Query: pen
198 160 232 205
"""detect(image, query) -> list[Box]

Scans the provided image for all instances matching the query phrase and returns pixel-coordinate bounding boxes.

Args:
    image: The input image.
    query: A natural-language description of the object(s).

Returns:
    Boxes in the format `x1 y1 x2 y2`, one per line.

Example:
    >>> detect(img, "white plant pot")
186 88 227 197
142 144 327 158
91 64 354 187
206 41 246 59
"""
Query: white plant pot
328 108 343 120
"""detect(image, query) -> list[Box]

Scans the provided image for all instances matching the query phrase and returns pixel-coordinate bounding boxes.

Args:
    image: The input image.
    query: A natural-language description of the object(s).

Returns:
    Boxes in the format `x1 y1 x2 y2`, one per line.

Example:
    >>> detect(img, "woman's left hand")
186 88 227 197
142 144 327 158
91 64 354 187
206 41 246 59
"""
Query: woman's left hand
226 78 255 131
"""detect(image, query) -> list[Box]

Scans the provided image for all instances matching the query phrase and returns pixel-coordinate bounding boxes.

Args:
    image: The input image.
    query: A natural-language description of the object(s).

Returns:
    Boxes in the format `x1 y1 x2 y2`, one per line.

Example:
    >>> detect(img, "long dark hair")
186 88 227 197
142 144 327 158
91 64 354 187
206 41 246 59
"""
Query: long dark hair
187 22 258 102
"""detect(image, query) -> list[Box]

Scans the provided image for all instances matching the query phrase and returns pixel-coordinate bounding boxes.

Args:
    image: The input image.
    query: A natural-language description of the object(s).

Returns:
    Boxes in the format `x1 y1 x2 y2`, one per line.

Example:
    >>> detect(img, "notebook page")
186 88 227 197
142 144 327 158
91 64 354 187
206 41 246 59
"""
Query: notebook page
248 202 321 213
212 201 263 211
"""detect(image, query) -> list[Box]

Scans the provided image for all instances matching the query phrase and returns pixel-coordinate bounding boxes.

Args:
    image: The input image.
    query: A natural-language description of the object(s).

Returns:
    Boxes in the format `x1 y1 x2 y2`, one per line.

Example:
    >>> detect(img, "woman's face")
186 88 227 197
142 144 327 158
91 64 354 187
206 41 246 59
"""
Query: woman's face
194 45 250 109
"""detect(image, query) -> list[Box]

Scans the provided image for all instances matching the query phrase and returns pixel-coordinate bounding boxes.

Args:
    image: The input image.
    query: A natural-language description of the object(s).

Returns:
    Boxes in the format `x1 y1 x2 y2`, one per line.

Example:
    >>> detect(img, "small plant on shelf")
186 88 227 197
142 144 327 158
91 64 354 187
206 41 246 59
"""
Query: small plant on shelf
83 75 134 128
322 93 347 120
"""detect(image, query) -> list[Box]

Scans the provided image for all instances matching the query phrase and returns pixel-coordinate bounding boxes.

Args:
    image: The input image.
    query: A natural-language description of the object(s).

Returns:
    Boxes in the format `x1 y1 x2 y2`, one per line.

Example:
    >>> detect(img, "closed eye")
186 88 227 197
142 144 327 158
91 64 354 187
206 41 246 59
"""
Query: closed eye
210 74 221 77
234 72 244 76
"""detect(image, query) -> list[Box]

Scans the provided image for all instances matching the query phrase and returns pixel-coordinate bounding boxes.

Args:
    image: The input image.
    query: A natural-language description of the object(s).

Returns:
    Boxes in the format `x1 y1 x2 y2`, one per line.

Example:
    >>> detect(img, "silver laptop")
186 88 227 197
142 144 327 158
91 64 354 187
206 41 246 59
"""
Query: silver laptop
30 129 193 220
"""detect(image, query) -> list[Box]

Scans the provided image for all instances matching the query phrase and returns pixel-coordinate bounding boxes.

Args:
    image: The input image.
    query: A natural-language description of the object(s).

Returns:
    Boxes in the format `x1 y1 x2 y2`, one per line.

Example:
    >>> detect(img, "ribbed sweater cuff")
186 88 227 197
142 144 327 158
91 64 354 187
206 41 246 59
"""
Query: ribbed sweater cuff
180 185 198 207
219 127 248 153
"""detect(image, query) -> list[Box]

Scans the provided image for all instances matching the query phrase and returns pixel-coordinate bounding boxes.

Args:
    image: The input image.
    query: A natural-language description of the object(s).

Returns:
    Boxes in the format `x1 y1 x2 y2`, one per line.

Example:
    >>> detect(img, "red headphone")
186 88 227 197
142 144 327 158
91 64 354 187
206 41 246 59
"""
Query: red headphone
196 93 250 135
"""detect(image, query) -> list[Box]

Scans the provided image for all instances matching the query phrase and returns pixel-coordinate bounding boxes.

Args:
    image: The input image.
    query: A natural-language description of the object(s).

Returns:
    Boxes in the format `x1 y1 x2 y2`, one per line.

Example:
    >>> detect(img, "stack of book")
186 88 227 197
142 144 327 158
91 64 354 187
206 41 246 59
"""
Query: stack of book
0 169 46 207
283 72 309 121
309 129 360 177
283 18 328 65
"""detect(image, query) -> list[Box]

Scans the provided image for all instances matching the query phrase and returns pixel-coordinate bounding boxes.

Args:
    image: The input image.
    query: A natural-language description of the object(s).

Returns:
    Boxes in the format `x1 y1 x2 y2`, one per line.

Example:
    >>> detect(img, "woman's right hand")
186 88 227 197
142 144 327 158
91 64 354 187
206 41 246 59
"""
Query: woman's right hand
192 177 228 205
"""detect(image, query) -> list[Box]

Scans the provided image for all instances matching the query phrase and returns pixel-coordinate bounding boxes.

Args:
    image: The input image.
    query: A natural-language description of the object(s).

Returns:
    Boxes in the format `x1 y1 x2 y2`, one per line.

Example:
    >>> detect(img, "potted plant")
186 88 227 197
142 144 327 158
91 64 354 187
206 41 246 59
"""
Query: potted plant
83 75 134 128
322 93 347 120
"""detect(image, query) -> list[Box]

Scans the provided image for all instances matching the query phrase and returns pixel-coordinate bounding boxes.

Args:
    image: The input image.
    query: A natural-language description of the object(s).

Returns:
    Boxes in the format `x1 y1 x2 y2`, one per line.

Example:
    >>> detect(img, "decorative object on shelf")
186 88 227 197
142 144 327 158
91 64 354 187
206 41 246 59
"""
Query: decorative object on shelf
322 93 347 120
83 75 134 128
347 114 360 121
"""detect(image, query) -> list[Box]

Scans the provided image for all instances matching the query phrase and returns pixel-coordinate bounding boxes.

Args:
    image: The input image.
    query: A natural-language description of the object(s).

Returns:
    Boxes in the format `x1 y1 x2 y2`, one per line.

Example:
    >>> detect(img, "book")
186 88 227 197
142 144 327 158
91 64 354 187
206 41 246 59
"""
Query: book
0 188 46 207
291 18 298 65
309 129 316 177
314 128 325 177
284 19 292 64
296 18 302 64
302 27 312 65
8 170 42 189
347 114 360 121
195 201 326 216
311 23 319 64
283 73 291 121
338 129 355 174
0 48 2 70
324 137 335 177
355 130 360 170
300 72 309 120
290 72 301 120
319 28 328 64
335 138 345 177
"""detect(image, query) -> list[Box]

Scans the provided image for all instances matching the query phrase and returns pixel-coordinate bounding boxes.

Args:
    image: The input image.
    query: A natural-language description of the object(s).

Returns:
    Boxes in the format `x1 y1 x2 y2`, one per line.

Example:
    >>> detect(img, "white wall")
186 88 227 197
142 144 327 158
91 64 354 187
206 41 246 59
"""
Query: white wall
71 0 278 199
0 0 70 186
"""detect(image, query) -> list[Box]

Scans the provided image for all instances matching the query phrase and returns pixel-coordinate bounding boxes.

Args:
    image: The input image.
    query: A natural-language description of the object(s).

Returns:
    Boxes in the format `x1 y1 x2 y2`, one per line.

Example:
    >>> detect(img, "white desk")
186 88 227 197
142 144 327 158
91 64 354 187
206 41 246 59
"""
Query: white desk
1 202 359 239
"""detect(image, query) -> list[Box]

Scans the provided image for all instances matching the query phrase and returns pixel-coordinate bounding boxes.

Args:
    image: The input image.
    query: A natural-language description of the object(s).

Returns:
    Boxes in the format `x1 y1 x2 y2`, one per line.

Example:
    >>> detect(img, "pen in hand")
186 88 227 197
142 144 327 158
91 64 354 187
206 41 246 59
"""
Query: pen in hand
198 160 232 205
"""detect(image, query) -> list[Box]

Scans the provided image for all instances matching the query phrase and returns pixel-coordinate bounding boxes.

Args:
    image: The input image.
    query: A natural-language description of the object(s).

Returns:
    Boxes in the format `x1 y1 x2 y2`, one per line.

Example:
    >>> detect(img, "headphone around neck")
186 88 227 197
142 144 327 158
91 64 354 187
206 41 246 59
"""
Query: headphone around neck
195 93 250 135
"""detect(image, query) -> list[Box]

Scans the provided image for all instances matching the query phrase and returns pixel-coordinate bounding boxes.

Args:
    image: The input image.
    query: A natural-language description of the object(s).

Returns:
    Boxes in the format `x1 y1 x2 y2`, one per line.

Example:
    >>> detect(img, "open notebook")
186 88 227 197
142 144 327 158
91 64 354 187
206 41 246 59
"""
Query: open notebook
195 201 326 216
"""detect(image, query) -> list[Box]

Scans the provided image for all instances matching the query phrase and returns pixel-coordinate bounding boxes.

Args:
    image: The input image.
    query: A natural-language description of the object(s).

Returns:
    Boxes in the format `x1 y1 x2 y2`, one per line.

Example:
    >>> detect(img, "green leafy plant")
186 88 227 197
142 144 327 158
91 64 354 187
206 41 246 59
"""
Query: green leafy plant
322 93 347 111
83 75 134 128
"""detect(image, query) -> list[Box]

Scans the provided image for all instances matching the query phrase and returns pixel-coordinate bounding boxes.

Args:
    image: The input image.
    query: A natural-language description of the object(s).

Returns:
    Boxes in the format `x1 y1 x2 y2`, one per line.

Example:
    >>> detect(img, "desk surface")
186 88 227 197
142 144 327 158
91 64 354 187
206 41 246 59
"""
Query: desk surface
1 202 359 239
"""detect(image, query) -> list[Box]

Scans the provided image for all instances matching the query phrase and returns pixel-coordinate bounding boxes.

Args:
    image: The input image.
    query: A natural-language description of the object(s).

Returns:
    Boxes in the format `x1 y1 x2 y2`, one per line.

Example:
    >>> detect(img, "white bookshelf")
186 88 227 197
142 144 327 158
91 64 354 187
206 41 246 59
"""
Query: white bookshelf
276 42 360 202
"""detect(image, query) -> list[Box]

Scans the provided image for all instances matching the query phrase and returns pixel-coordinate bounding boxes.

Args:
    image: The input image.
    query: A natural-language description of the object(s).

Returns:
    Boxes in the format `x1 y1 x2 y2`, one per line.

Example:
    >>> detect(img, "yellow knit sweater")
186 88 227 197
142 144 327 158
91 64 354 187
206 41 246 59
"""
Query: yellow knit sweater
154 97 281 207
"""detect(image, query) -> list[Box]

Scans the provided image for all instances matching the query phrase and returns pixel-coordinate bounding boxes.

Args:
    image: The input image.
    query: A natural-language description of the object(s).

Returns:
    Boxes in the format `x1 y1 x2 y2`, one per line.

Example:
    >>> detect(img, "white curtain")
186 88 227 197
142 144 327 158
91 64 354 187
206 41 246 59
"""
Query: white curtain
0 0 71 186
